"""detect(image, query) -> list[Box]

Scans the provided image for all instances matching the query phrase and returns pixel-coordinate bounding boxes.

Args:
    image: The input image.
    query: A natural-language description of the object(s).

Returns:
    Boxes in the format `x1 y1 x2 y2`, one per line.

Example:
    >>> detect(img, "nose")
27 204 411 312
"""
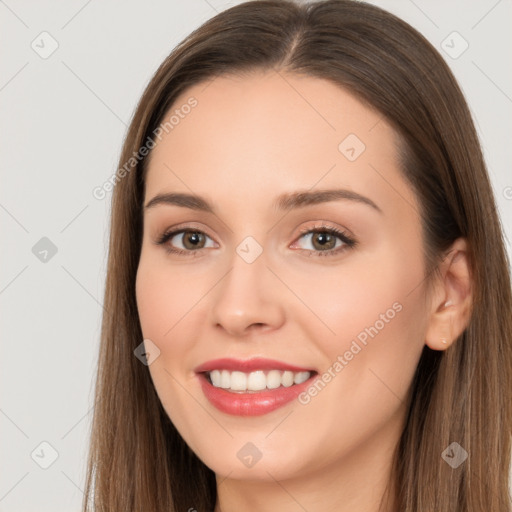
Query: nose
209 248 286 338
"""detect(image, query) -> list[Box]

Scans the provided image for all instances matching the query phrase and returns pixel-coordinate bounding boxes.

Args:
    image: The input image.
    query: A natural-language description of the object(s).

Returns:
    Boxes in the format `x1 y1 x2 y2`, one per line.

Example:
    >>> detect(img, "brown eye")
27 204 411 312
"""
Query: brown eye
292 225 357 257
309 231 337 251
155 228 216 255
179 231 207 250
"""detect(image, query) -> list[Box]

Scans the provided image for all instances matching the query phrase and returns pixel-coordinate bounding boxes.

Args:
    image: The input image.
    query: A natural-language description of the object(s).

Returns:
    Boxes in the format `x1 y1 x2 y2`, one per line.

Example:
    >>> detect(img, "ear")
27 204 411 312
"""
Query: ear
425 238 473 351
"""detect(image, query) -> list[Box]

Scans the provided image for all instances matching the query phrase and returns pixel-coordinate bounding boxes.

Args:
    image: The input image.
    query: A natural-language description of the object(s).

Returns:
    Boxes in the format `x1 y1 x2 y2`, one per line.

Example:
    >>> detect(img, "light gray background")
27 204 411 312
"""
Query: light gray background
1 1 511 510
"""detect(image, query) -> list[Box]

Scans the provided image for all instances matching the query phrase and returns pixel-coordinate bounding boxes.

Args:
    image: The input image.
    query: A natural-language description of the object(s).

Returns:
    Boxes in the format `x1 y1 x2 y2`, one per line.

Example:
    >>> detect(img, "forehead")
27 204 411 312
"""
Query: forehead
144 70 414 219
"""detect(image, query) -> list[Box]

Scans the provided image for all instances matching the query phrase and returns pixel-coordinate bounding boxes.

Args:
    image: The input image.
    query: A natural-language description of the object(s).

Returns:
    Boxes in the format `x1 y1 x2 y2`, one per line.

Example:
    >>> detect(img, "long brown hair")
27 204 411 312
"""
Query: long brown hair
82 1 512 510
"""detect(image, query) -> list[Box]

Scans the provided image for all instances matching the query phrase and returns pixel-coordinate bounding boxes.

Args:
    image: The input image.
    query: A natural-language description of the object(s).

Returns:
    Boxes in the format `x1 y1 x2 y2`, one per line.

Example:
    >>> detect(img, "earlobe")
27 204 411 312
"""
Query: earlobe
424 238 473 351
426 300 456 351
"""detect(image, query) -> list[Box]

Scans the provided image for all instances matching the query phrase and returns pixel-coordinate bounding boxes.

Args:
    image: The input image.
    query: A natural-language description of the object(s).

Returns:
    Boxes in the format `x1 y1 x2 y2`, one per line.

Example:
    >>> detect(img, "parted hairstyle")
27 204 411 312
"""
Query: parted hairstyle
82 1 512 510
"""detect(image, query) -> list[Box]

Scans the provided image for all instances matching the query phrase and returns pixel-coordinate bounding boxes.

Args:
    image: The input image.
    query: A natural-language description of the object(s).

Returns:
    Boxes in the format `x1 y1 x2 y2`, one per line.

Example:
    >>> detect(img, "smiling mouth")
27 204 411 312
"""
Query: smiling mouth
203 369 317 393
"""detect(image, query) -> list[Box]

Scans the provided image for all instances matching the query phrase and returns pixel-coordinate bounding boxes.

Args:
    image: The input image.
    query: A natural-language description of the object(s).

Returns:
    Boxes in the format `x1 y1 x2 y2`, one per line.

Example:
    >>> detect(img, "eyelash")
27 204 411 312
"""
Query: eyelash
154 223 357 258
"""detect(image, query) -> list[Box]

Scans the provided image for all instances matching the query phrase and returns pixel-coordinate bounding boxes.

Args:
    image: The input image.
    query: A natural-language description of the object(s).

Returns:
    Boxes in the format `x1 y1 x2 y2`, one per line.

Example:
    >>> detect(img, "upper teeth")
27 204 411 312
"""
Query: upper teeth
208 369 311 392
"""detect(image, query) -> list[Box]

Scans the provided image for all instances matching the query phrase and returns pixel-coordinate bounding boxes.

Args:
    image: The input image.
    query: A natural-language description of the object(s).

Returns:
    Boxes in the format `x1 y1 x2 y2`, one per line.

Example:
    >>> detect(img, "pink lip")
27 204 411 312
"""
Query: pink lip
194 357 314 373
194 358 317 417
197 373 316 416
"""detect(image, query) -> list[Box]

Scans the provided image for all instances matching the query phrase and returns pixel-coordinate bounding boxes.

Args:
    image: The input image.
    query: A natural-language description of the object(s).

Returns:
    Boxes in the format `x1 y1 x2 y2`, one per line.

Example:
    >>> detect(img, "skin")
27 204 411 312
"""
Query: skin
135 70 472 512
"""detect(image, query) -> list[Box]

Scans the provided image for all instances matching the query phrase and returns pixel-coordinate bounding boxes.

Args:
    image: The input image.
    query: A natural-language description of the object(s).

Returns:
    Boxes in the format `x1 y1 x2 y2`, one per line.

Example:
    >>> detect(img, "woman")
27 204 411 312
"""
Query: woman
82 1 512 510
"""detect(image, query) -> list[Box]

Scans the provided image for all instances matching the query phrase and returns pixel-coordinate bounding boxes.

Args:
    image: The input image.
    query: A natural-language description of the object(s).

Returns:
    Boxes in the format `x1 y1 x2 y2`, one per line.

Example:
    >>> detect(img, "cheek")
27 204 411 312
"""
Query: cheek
135 257 204 433
325 251 426 402
135 254 206 341
136 264 171 338
296 243 427 395
287 246 424 349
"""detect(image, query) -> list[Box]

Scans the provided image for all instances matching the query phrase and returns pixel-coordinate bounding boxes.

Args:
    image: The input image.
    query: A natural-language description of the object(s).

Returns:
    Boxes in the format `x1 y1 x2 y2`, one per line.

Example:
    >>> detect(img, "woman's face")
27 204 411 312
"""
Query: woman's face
136 70 430 482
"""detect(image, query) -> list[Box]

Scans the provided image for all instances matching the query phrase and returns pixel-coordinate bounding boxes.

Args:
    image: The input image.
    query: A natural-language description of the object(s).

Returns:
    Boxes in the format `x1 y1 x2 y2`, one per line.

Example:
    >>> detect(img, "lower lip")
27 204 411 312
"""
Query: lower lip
197 373 316 416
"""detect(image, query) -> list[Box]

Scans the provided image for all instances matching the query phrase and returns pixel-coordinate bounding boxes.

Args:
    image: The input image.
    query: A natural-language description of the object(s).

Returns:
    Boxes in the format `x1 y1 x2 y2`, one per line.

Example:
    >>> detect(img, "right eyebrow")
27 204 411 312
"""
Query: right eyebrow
145 192 214 212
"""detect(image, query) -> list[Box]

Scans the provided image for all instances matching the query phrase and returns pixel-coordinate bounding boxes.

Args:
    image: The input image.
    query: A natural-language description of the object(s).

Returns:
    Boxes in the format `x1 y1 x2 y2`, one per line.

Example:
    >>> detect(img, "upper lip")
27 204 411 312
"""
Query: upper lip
194 357 315 374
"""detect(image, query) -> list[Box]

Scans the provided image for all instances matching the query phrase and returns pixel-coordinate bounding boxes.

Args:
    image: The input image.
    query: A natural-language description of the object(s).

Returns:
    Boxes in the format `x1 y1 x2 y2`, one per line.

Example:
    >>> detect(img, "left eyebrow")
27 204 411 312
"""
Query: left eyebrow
144 188 382 214
274 188 382 214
